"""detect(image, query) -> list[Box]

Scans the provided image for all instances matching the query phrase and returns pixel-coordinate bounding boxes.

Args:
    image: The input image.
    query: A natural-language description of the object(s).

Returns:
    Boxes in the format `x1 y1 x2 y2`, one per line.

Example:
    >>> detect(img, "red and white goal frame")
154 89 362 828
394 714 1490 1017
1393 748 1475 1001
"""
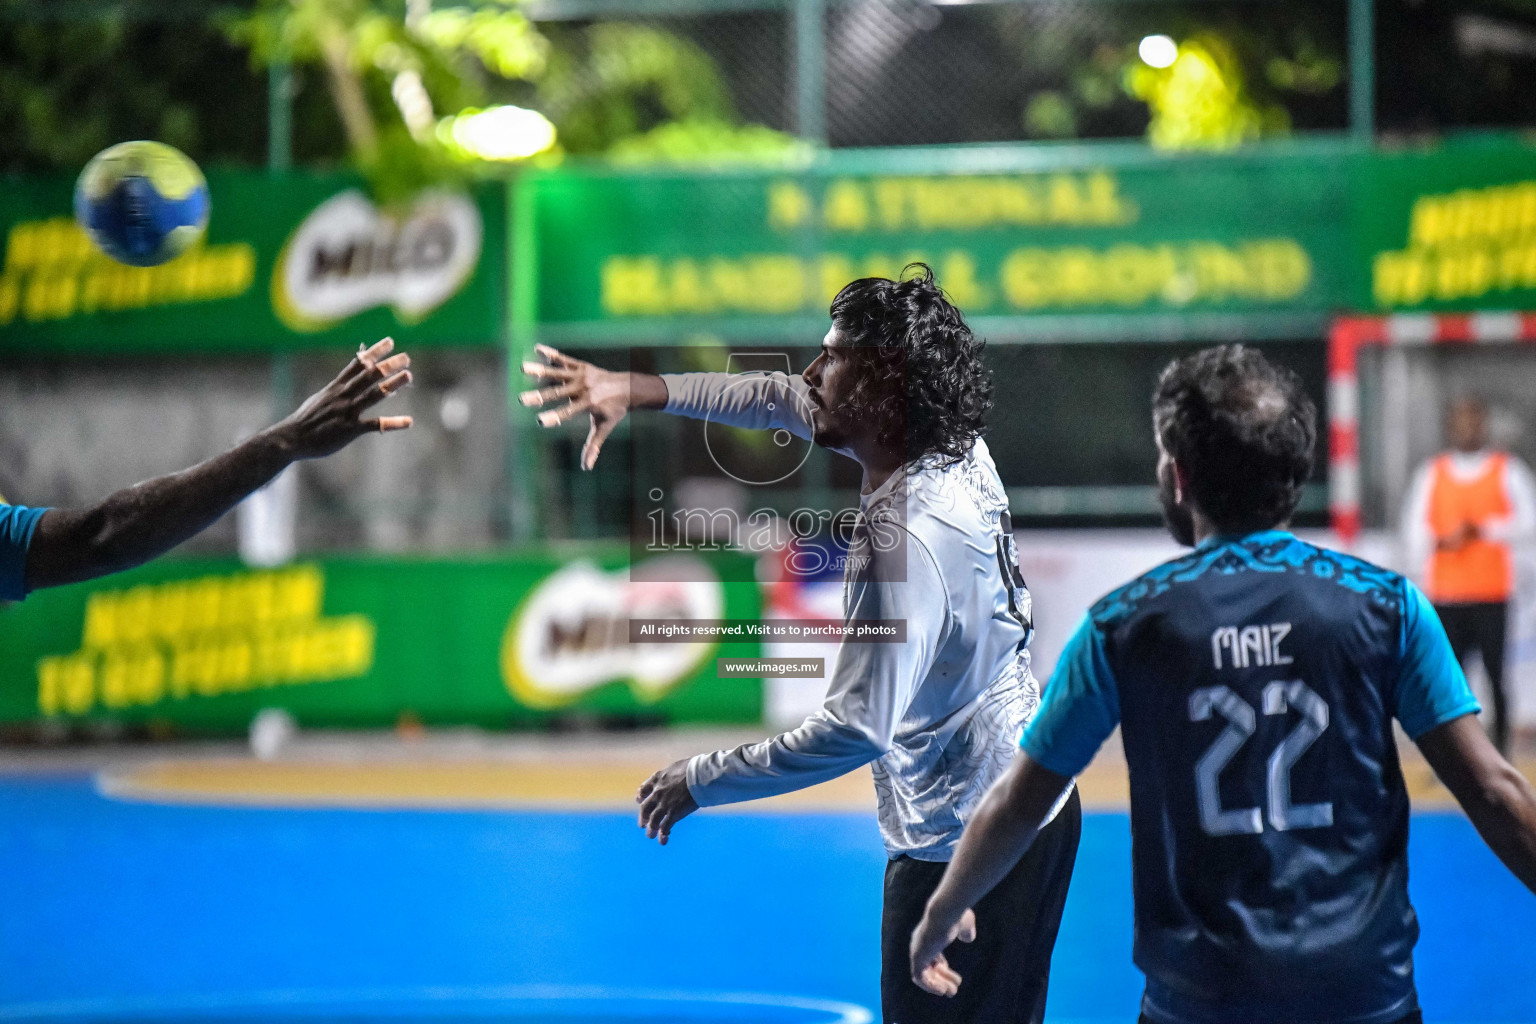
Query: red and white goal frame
1329 312 1536 542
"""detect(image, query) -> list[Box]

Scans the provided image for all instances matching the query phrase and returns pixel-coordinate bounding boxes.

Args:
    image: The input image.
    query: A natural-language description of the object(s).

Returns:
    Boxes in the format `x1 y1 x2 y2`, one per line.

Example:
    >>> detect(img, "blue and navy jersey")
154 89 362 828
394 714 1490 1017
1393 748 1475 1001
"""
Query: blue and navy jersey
1022 530 1480 1024
0 502 48 602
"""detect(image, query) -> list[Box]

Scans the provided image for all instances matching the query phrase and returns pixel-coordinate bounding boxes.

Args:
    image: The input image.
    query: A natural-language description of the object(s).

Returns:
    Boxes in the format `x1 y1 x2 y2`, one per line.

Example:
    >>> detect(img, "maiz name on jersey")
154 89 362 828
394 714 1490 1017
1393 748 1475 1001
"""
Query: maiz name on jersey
1021 531 1480 1024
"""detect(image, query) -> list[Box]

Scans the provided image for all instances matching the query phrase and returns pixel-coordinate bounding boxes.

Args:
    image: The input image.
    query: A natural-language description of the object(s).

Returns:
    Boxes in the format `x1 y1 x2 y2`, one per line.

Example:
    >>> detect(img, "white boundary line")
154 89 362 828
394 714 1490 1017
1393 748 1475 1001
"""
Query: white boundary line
0 984 874 1023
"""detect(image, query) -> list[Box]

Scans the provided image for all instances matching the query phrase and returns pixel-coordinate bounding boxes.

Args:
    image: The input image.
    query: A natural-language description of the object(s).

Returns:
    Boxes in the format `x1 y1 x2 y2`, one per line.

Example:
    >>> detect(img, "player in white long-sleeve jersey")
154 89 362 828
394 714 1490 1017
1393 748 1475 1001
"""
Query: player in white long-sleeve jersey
522 265 1080 1023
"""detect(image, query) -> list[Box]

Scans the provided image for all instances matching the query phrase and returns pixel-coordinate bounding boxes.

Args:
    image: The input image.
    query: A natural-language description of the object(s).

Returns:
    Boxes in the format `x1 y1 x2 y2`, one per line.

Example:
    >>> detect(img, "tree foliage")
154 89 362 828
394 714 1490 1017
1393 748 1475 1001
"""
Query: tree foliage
229 0 800 196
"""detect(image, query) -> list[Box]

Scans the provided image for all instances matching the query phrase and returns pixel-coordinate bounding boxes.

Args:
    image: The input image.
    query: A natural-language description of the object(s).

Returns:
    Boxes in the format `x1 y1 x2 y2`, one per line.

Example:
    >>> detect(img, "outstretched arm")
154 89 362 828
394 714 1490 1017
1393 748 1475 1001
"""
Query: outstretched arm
909 752 1072 996
24 337 412 592
1418 715 1536 894
521 345 815 469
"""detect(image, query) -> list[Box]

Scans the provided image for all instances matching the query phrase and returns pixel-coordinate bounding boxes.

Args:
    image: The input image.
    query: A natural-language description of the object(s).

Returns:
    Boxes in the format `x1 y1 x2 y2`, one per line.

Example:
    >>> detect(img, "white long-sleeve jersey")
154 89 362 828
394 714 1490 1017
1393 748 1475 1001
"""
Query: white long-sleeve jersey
661 370 1063 861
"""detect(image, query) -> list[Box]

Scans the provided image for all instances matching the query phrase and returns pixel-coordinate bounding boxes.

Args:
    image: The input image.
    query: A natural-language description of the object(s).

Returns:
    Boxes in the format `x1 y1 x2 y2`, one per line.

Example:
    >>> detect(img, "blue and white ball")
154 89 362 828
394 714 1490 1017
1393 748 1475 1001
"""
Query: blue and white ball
74 141 210 267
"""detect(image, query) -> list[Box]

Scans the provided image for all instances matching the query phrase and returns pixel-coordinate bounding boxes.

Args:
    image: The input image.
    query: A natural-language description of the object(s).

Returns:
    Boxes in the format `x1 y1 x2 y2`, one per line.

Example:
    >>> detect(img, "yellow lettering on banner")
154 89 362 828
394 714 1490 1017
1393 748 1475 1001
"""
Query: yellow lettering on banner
873 180 908 229
1386 178 1536 307
669 259 711 313
1374 251 1424 307
1047 176 1088 223
601 257 666 316
23 273 77 320
1086 172 1137 224
38 565 373 716
4 222 35 273
753 255 808 313
767 182 813 231
999 239 1310 310
1248 239 1311 299
1000 249 1052 309
939 251 991 308
705 258 750 311
599 238 1312 318
0 275 19 324
823 181 870 232
0 215 254 322
818 255 856 304
843 172 1136 232
1100 244 1169 305
224 247 256 296
38 654 95 716
100 646 166 709
1500 244 1536 290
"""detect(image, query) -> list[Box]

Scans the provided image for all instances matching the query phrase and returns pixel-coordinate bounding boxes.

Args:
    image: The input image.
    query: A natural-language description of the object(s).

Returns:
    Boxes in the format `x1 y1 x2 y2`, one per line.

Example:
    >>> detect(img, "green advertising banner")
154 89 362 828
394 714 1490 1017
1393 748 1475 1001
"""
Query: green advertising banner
0 550 762 732
522 141 1357 344
0 172 505 354
1351 135 1536 311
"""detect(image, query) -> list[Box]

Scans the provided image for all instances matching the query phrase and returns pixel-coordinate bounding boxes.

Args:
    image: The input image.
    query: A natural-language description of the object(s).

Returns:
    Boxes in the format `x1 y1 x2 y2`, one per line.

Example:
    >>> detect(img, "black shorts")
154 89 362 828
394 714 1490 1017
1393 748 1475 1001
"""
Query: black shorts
880 787 1082 1024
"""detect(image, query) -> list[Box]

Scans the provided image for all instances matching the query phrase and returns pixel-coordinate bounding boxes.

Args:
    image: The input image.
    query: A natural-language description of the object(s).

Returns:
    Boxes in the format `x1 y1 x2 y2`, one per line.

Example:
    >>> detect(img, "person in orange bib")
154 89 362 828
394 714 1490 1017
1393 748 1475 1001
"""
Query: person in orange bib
1403 397 1536 754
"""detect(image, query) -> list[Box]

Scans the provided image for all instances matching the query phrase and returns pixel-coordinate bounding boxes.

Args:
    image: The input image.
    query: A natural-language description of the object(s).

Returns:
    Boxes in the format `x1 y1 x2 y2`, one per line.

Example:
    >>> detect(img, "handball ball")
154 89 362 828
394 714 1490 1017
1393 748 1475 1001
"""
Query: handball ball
74 141 209 267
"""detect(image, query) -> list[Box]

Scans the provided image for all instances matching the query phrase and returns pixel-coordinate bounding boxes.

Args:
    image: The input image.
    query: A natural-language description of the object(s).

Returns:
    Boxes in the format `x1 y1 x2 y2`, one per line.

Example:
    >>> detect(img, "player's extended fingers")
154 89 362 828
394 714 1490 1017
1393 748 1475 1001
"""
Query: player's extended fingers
360 415 414 434
638 791 662 832
519 381 581 408
346 352 411 398
637 771 660 803
535 343 580 367
342 337 395 383
374 352 411 377
581 419 616 471
655 810 678 845
641 792 680 840
521 359 579 383
537 397 592 428
955 908 977 943
361 336 396 365
358 369 413 406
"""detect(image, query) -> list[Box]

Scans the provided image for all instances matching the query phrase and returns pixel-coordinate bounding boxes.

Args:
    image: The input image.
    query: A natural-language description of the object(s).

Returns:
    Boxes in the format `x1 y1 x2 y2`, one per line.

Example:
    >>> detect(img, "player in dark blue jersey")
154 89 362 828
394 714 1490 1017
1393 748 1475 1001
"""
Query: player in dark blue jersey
910 345 1536 1024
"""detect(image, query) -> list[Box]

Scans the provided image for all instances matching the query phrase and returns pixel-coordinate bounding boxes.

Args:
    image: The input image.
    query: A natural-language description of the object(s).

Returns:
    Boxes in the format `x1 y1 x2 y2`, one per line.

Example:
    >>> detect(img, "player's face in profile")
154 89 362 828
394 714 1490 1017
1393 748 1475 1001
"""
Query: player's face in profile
803 326 863 450
1156 440 1197 547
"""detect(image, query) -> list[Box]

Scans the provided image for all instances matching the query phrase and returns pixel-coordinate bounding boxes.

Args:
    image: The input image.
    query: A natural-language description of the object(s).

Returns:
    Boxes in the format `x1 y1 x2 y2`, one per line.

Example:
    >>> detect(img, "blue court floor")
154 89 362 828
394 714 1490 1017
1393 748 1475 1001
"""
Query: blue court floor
1 774 1533 1022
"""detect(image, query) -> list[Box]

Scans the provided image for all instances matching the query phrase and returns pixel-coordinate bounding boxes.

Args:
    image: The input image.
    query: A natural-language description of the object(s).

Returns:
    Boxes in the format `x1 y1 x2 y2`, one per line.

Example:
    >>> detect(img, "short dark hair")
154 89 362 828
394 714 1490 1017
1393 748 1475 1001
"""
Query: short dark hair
1152 345 1316 533
828 263 991 465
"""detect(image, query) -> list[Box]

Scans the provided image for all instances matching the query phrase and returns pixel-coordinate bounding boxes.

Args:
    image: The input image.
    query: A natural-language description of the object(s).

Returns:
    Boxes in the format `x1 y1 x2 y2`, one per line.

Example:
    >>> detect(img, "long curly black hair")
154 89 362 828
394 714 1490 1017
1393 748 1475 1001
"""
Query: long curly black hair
1152 344 1316 533
828 264 992 466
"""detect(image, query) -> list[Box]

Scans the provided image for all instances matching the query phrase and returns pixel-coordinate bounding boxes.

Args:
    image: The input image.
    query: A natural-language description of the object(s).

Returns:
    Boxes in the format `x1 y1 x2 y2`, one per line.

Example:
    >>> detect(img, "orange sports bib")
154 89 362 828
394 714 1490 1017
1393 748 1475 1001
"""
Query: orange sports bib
1426 453 1513 603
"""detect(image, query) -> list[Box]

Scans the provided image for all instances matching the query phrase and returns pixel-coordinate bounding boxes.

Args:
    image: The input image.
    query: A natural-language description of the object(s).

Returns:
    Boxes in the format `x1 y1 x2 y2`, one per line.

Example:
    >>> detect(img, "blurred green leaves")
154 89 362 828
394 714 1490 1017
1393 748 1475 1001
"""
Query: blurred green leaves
1127 34 1289 150
230 0 799 199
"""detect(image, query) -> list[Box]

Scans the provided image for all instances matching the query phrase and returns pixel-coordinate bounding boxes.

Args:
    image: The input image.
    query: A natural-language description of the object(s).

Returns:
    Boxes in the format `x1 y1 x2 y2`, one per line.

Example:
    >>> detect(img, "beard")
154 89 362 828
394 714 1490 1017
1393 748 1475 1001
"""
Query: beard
1158 460 1197 547
810 406 851 451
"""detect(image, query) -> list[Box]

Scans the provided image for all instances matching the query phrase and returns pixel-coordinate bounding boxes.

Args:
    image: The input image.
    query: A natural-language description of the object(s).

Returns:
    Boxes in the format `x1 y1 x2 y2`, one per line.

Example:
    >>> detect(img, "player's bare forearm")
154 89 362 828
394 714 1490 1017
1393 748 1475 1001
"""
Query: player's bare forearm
1467 768 1536 894
629 372 668 410
24 338 412 592
26 432 291 588
1420 715 1536 895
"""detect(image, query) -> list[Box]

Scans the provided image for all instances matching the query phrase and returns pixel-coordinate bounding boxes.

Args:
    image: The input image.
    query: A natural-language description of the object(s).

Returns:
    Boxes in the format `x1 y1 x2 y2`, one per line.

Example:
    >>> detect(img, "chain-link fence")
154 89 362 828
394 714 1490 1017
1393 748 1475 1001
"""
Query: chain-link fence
528 0 1353 150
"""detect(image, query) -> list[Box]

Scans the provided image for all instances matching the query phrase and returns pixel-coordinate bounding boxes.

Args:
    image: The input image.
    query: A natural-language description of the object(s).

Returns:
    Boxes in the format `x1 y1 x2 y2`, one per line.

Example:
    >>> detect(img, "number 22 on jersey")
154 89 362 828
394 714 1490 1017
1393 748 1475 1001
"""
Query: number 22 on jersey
1189 620 1334 836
